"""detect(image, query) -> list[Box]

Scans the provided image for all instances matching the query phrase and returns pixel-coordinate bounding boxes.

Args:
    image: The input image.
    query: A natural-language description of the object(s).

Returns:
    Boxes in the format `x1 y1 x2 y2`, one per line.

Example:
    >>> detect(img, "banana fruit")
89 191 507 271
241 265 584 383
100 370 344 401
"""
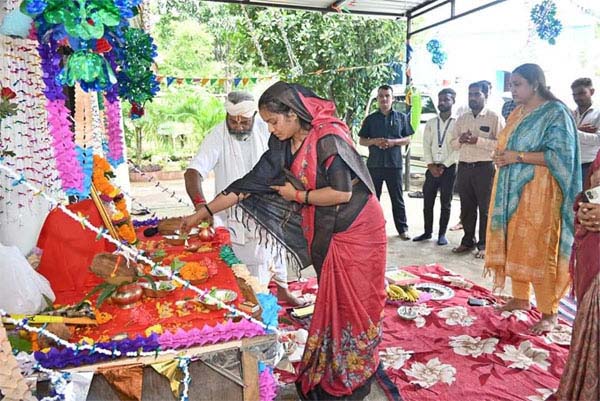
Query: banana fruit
386 284 420 302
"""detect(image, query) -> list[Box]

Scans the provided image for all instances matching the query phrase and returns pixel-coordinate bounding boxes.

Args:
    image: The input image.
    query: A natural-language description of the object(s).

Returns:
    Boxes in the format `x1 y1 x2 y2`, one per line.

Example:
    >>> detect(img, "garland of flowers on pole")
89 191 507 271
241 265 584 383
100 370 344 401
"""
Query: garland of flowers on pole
38 40 86 196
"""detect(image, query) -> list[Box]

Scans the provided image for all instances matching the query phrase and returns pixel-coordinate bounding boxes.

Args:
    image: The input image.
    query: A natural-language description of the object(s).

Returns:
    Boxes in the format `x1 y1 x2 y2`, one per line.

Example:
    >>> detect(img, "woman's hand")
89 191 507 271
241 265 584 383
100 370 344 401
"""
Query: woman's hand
270 182 298 202
578 202 600 232
180 207 210 234
493 150 518 168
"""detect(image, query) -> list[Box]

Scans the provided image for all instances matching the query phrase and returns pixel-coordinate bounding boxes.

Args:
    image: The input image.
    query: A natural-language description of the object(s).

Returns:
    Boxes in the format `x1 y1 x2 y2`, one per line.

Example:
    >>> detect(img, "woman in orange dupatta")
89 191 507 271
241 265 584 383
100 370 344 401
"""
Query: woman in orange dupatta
486 64 580 334
553 151 600 400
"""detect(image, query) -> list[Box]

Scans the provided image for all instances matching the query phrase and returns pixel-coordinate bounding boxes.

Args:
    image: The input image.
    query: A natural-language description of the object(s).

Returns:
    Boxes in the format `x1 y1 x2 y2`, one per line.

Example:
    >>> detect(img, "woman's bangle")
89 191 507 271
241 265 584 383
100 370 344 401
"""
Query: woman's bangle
304 190 311 205
203 204 214 217
295 190 303 203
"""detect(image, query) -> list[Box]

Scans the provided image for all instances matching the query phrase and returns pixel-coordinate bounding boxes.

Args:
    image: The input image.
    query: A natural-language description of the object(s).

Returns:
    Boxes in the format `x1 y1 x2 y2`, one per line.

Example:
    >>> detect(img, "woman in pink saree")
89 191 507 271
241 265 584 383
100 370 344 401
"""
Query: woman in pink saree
554 150 600 400
181 82 388 400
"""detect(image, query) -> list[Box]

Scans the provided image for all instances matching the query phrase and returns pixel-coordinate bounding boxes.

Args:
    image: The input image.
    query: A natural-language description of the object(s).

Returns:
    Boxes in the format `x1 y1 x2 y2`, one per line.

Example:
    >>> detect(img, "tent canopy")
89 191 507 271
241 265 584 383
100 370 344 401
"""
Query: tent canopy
200 0 507 26
200 0 438 18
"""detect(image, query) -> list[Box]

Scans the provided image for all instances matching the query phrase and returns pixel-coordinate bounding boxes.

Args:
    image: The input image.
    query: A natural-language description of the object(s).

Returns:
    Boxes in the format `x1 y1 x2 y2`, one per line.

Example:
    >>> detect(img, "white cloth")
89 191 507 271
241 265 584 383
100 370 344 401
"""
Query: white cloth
224 100 256 118
423 115 458 167
573 105 600 163
187 118 289 286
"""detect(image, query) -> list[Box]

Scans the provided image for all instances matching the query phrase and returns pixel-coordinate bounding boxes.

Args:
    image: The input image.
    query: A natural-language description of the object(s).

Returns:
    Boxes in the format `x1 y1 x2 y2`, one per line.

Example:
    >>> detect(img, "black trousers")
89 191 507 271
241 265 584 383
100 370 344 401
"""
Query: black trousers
369 167 408 234
456 161 495 250
422 164 456 236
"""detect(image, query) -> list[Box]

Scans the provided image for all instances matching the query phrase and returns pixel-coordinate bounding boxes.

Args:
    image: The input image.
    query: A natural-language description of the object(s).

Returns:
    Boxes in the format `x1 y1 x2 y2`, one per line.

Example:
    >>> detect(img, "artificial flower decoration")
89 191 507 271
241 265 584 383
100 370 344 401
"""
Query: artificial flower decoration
117 28 160 106
21 0 159 104
19 0 159 195
0 86 18 131
530 0 562 45
426 39 447 69
57 51 117 90
22 0 121 41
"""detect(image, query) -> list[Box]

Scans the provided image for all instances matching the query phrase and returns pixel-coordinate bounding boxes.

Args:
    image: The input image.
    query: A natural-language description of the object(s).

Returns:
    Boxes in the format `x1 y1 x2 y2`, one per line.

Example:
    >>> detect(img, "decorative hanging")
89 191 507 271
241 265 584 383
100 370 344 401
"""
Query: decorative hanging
530 0 562 45
17 0 160 195
426 39 447 69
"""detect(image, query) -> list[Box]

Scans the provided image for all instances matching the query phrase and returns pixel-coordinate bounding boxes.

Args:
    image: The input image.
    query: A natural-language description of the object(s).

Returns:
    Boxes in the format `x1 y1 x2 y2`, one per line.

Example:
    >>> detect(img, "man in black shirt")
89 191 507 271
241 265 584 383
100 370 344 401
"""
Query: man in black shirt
359 85 414 240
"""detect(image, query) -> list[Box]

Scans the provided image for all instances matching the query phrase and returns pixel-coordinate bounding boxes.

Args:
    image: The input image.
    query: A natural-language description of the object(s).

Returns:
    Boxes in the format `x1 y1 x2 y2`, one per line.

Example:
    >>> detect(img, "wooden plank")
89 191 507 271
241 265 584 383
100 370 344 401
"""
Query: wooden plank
241 350 259 401
63 335 276 373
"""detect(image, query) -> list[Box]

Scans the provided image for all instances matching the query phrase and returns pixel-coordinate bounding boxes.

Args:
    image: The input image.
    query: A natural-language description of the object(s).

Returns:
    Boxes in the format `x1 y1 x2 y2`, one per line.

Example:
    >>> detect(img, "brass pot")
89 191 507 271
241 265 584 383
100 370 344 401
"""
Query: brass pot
111 283 143 309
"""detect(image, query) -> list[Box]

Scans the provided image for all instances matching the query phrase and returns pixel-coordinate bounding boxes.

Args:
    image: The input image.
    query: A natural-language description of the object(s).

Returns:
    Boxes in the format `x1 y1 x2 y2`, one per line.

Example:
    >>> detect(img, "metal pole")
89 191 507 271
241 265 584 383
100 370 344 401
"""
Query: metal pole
404 14 412 191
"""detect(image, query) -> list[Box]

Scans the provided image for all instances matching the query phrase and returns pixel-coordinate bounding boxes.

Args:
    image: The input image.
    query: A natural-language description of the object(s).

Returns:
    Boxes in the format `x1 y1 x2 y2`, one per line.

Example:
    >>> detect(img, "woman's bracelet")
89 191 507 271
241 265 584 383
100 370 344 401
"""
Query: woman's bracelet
204 204 214 217
304 190 311 205
295 190 303 203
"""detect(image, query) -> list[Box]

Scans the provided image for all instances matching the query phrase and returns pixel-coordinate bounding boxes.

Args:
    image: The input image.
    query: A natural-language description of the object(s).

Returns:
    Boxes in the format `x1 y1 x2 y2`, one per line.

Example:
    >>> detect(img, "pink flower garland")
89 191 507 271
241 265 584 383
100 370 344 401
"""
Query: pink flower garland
259 368 277 401
158 319 265 349
104 99 125 167
46 99 85 194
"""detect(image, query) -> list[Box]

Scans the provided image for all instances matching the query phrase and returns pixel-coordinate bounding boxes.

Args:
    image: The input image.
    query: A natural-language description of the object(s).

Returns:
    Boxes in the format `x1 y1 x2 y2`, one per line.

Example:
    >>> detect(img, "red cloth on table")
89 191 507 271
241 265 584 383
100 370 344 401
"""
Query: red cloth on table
73 227 240 342
36 200 114 304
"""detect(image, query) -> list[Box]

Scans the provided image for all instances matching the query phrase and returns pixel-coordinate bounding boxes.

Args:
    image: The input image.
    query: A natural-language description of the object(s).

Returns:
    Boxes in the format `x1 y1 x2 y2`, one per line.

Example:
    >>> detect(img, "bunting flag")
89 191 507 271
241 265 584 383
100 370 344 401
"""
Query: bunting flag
151 359 183 399
155 61 402 89
98 364 144 401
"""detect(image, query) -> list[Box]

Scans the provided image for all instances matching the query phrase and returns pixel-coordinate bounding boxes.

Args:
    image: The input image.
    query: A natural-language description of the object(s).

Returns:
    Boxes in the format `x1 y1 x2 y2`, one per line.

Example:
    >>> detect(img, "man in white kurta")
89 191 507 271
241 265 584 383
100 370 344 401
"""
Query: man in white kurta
184 91 300 305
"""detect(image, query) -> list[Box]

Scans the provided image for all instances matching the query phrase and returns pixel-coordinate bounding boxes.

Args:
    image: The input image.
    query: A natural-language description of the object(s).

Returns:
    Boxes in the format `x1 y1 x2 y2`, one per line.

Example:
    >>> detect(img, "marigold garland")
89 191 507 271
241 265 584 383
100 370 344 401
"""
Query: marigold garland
92 155 137 244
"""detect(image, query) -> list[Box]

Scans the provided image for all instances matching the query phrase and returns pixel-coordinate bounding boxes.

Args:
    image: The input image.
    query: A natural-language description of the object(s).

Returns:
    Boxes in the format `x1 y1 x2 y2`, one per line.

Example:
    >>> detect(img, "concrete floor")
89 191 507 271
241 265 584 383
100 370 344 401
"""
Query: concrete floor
130 172 497 401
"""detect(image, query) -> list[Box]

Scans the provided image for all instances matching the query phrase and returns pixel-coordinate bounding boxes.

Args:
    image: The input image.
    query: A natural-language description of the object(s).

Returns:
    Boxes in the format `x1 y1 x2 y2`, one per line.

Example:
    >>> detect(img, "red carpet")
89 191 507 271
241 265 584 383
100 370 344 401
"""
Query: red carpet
279 264 571 401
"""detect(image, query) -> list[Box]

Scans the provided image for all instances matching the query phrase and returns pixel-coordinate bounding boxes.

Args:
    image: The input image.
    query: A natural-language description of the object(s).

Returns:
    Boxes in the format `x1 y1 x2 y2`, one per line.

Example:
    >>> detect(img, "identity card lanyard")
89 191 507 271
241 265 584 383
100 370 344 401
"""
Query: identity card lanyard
435 117 452 163
577 108 593 125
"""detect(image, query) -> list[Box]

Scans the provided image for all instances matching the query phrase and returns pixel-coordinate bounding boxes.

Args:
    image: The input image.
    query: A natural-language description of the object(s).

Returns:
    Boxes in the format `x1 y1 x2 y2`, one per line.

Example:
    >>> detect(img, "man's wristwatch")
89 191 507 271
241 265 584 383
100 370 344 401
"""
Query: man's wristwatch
516 152 525 163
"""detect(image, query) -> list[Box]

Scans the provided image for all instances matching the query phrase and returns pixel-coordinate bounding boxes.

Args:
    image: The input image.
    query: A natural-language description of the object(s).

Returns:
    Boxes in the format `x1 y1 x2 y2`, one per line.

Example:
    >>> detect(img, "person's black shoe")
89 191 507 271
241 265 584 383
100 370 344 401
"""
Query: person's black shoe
398 232 411 241
437 235 449 246
412 233 432 242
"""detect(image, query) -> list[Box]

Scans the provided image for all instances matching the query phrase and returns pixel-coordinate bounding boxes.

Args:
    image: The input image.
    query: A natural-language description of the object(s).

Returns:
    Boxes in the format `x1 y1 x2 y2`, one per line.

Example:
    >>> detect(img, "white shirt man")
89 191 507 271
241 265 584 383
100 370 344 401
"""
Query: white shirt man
413 88 459 245
571 78 600 181
185 91 298 304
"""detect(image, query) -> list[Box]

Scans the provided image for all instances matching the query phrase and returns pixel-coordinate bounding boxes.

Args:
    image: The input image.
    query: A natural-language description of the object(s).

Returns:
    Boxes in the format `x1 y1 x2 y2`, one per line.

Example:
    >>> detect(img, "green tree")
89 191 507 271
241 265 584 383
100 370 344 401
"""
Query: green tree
124 87 224 164
243 8 405 127
151 1 406 128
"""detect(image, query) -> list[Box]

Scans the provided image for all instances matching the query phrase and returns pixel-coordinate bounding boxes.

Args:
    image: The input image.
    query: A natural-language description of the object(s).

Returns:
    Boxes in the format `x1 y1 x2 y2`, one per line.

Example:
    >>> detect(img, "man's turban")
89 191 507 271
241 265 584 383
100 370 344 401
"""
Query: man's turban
224 91 256 118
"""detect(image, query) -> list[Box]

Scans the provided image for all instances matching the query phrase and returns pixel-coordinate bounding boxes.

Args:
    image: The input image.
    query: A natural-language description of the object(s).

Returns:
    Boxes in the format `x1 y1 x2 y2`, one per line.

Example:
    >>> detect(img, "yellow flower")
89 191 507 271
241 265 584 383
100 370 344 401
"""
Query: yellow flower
367 324 379 340
346 351 364 371
144 324 163 337
306 334 320 351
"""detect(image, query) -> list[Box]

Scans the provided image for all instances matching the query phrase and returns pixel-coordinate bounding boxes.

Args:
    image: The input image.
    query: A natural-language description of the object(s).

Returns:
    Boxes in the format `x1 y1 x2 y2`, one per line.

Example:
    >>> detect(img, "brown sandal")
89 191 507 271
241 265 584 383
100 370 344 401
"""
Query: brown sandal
452 245 474 254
